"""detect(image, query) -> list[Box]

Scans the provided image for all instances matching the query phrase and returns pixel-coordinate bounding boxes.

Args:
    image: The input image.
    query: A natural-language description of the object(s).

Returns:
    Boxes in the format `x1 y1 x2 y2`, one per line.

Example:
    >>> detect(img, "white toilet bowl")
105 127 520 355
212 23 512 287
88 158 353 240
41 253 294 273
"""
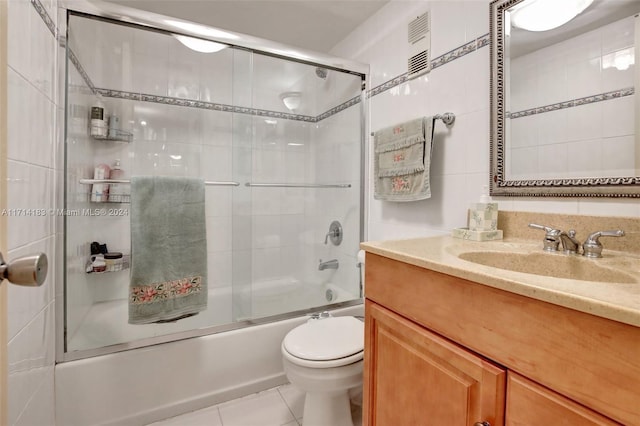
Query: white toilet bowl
282 315 364 426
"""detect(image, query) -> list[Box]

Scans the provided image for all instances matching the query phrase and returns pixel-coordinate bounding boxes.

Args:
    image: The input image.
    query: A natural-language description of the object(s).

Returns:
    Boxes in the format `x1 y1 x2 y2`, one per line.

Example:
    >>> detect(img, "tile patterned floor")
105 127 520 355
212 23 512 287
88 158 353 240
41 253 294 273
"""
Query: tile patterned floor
148 383 362 426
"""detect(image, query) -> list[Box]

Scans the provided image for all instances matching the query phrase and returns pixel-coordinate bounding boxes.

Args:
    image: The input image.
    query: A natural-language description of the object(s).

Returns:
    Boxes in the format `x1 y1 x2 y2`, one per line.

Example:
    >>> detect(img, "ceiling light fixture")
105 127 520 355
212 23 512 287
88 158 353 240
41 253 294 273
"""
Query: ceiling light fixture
280 92 302 111
510 0 594 32
174 35 227 53
164 20 240 40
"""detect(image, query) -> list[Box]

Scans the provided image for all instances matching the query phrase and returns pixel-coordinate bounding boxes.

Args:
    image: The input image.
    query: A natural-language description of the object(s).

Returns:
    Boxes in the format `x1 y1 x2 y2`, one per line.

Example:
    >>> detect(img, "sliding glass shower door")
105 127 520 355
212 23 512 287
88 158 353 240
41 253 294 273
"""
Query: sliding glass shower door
62 11 364 359
231 52 364 321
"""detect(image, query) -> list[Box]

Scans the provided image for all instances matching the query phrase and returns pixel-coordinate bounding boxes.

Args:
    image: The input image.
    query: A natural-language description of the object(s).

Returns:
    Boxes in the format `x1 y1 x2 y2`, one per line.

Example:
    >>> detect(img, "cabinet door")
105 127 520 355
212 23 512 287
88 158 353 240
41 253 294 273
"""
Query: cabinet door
364 301 506 426
506 373 620 426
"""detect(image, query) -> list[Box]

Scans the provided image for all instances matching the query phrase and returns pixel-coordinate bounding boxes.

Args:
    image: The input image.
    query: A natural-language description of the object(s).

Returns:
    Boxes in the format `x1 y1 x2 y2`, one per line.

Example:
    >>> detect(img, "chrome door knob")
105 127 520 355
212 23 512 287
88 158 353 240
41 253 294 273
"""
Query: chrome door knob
474 422 491 426
0 252 47 287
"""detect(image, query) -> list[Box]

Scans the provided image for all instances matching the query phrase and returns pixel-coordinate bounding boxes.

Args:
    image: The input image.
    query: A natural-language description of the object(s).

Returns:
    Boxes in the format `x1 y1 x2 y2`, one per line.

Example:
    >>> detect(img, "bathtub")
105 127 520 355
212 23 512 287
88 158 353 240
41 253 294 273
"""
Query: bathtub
56 281 362 426
68 281 355 352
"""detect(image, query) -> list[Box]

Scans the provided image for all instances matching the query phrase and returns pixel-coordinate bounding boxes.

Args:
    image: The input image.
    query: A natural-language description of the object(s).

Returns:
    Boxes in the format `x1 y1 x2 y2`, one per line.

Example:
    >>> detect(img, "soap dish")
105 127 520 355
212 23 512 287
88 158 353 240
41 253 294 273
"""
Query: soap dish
452 227 503 242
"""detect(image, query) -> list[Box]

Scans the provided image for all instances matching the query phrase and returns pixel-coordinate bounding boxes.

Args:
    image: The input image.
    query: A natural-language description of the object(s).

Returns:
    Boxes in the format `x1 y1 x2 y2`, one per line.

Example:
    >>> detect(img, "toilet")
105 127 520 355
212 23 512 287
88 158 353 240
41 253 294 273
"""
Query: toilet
281 315 364 426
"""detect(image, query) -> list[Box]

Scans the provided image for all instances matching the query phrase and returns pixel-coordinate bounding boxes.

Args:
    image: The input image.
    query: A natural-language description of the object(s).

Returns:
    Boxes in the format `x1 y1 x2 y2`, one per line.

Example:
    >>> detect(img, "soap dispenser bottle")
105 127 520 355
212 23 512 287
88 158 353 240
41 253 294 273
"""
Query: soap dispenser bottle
468 186 498 231
108 159 125 202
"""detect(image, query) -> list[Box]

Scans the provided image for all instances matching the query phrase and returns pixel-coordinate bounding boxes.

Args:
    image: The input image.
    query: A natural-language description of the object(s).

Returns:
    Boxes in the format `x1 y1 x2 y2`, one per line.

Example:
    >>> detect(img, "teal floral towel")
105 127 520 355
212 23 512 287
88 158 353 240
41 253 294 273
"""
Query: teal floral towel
373 117 435 201
129 176 208 324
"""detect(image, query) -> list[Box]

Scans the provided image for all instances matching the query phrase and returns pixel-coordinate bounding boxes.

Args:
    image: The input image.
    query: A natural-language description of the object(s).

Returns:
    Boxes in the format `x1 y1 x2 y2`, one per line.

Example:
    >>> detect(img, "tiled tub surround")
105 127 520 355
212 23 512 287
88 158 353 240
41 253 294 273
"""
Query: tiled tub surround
64 12 364 352
6 0 60 424
508 15 638 181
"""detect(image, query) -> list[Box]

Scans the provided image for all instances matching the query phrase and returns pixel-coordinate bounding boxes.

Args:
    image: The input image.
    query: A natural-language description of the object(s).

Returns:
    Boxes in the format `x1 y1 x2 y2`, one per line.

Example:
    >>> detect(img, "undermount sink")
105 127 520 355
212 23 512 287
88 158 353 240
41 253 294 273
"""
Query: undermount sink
458 251 638 284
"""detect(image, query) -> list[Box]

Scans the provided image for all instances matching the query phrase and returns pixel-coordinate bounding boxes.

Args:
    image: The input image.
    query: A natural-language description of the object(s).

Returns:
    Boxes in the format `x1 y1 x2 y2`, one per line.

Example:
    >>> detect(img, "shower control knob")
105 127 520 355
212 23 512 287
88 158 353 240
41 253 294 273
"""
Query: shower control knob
0 252 47 287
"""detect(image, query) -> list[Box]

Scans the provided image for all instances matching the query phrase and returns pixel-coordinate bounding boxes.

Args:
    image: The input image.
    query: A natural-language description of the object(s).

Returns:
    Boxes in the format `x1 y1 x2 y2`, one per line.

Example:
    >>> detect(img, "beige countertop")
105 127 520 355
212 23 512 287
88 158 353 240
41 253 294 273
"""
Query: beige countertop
361 236 640 327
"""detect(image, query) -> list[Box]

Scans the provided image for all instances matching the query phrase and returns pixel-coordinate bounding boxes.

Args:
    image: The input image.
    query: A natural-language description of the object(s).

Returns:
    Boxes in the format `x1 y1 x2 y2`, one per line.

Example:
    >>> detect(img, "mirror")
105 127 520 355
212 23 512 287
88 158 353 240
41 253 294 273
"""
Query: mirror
490 0 640 197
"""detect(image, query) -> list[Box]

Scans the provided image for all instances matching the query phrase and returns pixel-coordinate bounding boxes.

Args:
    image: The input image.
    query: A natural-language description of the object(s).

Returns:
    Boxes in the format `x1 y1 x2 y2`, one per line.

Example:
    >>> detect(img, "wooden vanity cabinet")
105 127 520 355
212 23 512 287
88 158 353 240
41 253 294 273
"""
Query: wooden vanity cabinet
364 301 506 426
506 373 619 425
363 253 640 426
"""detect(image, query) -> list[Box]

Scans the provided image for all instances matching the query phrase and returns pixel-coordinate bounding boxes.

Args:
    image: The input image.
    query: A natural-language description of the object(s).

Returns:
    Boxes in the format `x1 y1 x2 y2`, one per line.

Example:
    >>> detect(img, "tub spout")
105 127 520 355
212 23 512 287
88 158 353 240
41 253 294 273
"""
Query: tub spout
318 259 339 271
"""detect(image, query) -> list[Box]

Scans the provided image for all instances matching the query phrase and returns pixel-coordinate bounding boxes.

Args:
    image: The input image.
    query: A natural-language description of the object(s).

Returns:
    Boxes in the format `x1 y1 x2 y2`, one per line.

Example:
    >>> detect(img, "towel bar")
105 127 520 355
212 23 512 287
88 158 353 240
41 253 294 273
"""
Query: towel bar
246 183 351 188
79 179 240 187
370 112 455 136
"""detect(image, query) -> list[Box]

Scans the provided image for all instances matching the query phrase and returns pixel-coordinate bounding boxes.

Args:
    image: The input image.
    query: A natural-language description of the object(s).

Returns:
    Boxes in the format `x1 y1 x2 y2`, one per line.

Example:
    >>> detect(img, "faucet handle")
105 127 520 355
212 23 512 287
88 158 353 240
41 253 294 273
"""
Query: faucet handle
528 223 561 251
528 223 560 234
583 230 625 258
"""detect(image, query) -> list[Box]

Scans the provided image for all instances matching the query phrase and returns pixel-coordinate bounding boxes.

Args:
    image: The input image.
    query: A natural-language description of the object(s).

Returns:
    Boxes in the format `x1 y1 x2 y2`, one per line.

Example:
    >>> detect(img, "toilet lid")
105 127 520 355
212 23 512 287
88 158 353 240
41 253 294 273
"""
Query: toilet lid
283 316 364 361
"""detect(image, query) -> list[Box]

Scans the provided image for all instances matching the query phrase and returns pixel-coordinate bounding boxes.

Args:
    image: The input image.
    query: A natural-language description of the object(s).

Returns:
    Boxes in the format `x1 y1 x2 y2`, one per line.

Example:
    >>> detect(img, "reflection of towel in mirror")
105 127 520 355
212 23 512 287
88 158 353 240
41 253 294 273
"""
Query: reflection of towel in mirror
373 117 435 201
129 176 208 324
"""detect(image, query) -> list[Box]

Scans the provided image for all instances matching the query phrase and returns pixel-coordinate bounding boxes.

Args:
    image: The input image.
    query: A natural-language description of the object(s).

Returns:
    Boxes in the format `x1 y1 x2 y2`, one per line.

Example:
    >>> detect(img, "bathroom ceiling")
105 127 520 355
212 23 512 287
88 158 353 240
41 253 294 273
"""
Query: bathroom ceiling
104 0 390 53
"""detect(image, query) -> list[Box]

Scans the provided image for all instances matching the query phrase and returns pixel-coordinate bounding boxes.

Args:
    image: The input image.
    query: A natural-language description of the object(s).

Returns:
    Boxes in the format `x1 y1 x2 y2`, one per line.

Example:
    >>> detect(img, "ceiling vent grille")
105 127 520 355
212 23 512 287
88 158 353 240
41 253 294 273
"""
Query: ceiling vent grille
407 11 431 79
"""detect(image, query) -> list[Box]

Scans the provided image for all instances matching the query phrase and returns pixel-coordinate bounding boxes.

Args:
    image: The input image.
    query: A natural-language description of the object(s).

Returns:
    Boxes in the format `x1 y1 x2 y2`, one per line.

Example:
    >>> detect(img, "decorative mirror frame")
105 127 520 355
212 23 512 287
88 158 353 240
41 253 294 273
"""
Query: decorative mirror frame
490 0 640 198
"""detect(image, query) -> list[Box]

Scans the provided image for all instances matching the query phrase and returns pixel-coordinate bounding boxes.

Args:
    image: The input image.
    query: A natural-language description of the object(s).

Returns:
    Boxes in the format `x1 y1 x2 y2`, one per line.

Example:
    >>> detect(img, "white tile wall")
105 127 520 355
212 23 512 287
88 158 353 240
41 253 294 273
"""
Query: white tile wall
331 0 640 241
6 0 58 424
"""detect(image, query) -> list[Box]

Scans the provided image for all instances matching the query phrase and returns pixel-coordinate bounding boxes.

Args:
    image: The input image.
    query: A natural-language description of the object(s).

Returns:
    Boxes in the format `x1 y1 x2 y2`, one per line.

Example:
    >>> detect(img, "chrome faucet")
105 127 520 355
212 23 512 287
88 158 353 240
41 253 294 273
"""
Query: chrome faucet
528 223 562 252
583 230 625 258
529 223 580 254
318 259 339 271
558 230 580 254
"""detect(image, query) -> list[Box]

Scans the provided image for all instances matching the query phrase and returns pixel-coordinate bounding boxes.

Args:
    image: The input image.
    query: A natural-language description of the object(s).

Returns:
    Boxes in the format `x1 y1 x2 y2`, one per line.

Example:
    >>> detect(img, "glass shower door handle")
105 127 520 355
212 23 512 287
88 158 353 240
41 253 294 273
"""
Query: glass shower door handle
0 252 47 287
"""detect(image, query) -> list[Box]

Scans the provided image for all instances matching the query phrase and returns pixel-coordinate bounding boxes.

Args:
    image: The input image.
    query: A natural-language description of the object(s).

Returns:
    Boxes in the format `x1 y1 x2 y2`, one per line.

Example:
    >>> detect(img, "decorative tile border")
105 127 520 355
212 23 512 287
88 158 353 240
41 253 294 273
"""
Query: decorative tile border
316 95 362 121
68 49 97 94
31 0 57 38
431 38 477 70
95 88 318 122
369 74 409 99
477 33 490 49
508 87 635 119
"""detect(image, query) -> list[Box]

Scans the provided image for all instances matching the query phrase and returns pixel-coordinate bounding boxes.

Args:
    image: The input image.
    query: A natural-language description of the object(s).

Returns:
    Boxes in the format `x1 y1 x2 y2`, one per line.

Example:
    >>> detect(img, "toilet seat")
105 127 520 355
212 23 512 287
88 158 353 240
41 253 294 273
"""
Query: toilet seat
283 316 364 369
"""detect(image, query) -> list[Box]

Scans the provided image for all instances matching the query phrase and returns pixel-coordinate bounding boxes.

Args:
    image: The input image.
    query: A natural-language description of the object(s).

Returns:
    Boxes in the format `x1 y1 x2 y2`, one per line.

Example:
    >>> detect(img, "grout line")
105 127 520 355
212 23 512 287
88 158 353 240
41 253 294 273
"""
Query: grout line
6 234 55 257
213 406 224 426
277 385 300 425
7 62 57 106
11 365 54 426
7 299 55 348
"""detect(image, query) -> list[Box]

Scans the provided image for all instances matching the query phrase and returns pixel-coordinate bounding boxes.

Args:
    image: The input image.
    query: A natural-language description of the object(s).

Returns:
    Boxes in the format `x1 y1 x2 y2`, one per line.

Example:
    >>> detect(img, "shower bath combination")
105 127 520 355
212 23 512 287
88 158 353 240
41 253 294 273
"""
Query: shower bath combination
56 3 368 424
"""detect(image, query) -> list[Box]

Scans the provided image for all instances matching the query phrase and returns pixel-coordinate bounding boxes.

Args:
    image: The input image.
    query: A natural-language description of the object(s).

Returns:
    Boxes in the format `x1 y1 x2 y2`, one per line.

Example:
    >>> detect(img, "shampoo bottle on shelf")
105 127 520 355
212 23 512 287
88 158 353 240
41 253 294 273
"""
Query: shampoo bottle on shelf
108 159 127 202
468 185 498 231
90 98 108 138
108 114 120 139
90 163 111 202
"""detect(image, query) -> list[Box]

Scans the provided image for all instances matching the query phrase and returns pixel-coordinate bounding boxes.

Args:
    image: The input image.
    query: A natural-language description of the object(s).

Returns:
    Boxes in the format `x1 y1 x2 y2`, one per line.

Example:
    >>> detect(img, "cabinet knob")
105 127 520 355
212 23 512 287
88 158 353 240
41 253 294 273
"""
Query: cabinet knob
474 422 490 426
